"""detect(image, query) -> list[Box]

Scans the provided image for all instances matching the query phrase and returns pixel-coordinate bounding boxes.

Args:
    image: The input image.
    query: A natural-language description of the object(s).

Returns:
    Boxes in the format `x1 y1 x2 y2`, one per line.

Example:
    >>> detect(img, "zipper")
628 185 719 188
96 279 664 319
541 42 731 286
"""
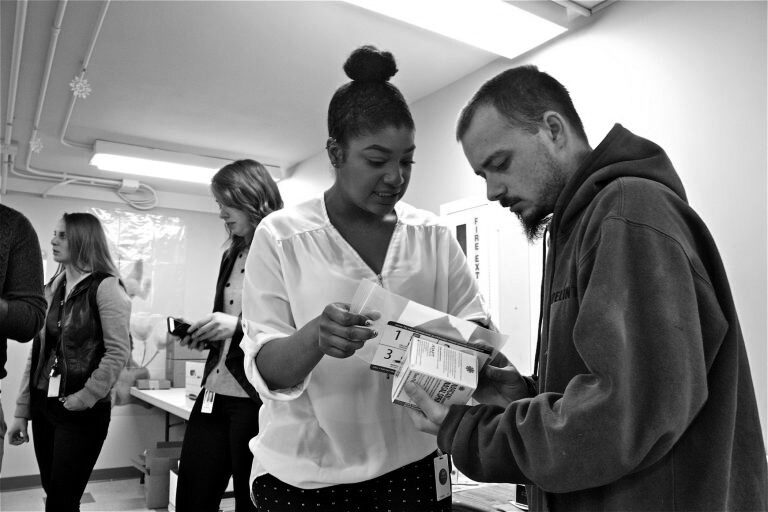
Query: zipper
57 279 70 396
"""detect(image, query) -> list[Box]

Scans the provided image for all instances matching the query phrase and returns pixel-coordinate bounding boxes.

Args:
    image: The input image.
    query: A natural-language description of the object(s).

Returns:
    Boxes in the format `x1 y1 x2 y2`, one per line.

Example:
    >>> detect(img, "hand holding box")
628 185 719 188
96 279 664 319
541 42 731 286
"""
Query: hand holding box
392 338 478 411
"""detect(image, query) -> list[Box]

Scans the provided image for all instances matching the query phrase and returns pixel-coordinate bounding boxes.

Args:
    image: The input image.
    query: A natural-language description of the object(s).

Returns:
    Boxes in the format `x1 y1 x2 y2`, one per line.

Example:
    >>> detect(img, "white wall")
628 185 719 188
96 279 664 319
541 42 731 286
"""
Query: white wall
283 1 768 440
407 0 768 439
1 192 223 478
282 151 334 205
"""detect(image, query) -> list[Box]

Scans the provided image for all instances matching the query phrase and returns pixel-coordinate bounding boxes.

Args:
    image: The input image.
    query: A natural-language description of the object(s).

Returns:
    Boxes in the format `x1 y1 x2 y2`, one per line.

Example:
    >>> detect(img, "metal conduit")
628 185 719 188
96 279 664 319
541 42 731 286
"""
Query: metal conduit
6 0 158 209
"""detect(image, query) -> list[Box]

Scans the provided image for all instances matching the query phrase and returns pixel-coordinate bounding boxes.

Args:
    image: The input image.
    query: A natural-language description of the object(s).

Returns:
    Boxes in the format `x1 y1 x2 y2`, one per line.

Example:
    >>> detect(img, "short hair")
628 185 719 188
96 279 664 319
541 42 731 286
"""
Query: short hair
327 45 414 149
456 65 586 142
211 159 284 255
61 212 119 276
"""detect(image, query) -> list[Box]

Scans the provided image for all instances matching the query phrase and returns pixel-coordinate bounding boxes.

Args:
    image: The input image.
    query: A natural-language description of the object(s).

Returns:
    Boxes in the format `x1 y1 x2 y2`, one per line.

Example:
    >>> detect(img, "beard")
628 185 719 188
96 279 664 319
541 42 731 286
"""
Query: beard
518 210 551 242
518 150 566 243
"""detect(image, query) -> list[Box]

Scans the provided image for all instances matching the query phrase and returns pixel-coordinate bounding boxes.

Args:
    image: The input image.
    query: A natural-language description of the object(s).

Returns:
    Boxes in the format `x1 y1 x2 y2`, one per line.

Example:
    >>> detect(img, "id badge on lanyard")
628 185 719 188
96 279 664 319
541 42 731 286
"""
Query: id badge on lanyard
201 389 215 413
47 359 61 398
433 452 452 501
49 279 67 398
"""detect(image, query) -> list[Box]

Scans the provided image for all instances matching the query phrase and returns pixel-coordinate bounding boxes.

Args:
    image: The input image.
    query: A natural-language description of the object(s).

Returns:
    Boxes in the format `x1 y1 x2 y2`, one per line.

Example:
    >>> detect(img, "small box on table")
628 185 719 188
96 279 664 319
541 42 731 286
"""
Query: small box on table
165 336 207 387
136 379 171 390
185 361 205 403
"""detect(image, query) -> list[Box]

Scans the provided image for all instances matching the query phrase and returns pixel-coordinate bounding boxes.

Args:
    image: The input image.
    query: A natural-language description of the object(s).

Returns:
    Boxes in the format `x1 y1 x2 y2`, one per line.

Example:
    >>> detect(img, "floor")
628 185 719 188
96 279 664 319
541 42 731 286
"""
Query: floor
0 478 167 512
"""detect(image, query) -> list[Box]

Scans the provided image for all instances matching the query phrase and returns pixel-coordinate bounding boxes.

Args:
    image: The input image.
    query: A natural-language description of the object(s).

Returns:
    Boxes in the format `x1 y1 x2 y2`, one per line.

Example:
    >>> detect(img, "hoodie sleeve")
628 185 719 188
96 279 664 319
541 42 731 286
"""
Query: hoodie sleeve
439 216 718 493
0 214 46 343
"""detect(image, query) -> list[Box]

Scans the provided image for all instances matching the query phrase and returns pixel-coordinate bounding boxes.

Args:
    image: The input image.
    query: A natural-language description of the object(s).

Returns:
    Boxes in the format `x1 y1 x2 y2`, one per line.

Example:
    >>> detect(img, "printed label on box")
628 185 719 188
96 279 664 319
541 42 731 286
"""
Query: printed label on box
392 338 478 411
373 322 493 375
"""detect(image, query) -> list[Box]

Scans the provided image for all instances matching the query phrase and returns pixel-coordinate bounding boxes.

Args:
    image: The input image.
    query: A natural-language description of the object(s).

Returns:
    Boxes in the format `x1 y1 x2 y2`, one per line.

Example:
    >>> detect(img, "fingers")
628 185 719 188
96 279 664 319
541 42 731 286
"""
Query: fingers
9 424 28 445
192 321 216 341
404 382 447 435
180 334 206 351
318 329 370 358
488 350 511 367
484 363 521 382
188 315 211 333
62 395 86 411
323 303 377 328
404 407 439 436
189 314 236 344
317 303 378 359
10 435 28 445
405 382 439 420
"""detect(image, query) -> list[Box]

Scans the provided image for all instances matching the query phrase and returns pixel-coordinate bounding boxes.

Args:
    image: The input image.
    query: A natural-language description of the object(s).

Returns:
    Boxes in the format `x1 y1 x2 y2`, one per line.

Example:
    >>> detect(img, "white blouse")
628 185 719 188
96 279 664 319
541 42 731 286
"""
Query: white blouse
240 196 490 489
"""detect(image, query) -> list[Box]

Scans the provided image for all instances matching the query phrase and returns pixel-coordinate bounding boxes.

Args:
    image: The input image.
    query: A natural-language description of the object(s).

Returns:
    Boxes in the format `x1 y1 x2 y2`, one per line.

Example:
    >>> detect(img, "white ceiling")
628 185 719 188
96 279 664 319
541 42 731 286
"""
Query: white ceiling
1 1 604 203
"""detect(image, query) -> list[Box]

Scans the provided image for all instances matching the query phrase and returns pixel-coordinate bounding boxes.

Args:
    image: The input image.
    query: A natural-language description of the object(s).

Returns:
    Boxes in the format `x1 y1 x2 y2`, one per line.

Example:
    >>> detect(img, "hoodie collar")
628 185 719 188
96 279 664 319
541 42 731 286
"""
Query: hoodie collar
551 124 686 237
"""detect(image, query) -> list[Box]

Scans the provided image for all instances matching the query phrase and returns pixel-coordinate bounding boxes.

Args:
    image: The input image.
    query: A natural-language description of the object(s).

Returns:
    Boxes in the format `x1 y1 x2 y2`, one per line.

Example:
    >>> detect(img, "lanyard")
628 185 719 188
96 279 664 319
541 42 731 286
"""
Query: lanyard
50 277 67 378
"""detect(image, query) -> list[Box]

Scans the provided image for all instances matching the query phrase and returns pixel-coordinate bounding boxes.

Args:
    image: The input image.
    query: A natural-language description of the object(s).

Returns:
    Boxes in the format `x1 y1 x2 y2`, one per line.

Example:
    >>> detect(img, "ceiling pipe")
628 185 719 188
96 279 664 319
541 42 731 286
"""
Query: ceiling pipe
10 0 157 209
12 0 110 183
1 0 28 195
25 0 68 169
60 0 110 150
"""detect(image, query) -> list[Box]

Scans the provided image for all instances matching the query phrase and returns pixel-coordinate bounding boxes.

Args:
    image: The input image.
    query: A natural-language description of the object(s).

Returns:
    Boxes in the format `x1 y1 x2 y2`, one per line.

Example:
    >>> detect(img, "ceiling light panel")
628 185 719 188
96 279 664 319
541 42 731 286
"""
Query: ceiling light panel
90 140 283 184
345 0 567 59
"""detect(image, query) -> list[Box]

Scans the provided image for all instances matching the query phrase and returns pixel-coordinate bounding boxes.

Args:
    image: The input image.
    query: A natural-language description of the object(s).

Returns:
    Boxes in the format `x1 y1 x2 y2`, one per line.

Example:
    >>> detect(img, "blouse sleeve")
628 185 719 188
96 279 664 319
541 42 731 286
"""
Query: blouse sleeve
240 224 309 401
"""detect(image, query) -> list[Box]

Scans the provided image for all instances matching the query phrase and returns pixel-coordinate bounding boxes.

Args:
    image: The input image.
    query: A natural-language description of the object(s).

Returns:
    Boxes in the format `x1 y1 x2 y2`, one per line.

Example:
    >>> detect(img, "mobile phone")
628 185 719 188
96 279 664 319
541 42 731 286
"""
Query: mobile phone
512 484 529 510
167 316 191 338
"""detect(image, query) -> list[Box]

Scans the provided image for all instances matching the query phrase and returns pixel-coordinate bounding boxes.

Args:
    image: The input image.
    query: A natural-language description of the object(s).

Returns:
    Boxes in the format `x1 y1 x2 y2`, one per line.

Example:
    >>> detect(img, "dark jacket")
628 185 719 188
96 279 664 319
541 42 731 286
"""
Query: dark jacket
0 204 46 379
439 125 768 511
20 272 131 411
201 250 261 403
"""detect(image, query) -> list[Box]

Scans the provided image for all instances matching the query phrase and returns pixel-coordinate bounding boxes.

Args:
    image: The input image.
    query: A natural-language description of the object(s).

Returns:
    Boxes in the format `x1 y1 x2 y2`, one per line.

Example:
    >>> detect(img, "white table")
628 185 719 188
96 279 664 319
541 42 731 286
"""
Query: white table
130 387 194 440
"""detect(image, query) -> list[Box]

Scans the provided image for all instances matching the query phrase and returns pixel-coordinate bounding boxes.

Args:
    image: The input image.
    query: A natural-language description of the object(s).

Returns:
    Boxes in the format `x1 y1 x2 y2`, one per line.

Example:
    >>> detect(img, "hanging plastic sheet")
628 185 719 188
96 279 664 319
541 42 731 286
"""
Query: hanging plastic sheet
92 207 186 405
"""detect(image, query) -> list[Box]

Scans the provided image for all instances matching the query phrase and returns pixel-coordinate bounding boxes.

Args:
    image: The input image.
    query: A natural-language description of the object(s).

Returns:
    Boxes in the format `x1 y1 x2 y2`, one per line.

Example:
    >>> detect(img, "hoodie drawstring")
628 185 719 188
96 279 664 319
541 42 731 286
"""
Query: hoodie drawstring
532 224 549 381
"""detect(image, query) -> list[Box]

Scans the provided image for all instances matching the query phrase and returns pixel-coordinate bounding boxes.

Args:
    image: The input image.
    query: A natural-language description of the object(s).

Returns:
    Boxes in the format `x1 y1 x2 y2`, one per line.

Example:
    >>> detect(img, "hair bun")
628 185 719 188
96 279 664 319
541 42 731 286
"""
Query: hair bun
343 45 398 83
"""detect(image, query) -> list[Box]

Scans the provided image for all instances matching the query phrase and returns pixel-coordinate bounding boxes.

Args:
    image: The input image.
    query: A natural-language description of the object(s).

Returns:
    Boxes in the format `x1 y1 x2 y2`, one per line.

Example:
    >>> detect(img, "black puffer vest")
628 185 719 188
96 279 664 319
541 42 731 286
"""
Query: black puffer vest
30 272 110 400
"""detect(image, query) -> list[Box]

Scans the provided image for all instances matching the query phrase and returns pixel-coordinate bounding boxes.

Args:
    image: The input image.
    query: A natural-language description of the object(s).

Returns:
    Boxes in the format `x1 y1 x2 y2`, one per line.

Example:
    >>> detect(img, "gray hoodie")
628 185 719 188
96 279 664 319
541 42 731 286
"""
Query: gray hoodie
439 125 767 511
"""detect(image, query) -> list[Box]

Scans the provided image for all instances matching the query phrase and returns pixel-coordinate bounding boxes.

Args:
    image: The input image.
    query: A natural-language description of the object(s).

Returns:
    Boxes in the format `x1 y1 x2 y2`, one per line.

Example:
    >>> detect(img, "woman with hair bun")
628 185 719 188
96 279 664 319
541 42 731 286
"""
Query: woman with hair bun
174 159 283 512
240 46 491 511
9 212 131 512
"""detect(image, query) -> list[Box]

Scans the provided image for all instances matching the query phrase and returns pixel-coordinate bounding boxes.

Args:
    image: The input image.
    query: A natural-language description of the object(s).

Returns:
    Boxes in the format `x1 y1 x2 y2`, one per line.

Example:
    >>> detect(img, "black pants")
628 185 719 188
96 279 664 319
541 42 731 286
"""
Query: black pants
30 391 111 512
176 391 261 512
252 451 452 512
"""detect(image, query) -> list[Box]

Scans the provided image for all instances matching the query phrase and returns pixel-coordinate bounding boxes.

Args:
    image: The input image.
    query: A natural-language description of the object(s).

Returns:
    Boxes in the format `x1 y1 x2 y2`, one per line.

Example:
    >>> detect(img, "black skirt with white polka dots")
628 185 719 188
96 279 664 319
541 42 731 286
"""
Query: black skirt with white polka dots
251 451 452 512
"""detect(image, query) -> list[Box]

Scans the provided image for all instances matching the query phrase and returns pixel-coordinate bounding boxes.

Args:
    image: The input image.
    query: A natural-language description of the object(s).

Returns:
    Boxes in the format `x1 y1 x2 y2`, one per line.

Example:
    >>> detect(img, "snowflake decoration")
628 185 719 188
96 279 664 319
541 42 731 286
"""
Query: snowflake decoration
29 134 43 153
69 75 92 99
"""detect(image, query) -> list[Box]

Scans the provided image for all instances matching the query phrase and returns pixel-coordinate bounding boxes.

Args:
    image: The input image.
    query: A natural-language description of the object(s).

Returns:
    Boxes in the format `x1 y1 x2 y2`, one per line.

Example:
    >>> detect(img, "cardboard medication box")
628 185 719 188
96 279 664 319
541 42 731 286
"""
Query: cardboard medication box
185 361 204 403
392 338 478 411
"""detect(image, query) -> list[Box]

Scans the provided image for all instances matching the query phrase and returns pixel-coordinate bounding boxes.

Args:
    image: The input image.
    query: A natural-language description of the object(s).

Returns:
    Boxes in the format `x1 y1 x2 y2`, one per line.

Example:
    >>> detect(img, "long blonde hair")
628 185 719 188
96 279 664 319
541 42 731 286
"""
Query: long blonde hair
53 212 119 279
